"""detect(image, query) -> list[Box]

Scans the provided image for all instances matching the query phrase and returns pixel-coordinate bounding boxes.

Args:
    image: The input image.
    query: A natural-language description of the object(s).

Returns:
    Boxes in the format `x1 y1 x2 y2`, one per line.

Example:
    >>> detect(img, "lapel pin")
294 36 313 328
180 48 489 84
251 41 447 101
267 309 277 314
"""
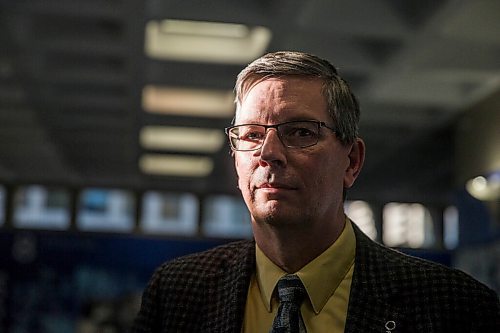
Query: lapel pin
385 320 396 332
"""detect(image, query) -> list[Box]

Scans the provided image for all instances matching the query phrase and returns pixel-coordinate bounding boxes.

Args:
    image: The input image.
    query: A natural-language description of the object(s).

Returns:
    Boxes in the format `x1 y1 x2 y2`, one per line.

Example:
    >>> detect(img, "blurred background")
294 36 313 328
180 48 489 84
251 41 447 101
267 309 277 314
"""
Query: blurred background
0 0 499 332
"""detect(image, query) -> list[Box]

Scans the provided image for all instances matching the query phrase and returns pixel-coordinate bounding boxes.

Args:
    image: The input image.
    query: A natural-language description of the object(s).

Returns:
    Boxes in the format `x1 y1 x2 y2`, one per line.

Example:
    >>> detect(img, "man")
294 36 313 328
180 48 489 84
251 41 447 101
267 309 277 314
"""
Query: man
132 51 499 332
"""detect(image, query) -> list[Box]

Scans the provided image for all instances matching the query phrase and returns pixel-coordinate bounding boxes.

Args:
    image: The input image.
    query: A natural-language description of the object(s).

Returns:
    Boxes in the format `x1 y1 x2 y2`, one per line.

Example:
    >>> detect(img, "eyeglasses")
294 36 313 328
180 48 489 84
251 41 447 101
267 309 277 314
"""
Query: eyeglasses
225 120 336 151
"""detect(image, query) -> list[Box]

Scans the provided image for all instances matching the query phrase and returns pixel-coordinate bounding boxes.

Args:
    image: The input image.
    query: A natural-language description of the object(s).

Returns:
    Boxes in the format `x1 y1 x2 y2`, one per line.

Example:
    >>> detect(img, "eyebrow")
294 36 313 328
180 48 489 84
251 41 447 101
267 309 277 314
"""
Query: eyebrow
235 117 327 125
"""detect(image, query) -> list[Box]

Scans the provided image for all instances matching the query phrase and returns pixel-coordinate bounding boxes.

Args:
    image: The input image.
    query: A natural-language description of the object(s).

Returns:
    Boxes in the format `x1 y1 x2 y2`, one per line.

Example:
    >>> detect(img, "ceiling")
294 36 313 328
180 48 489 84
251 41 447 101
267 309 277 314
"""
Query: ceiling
1 0 499 205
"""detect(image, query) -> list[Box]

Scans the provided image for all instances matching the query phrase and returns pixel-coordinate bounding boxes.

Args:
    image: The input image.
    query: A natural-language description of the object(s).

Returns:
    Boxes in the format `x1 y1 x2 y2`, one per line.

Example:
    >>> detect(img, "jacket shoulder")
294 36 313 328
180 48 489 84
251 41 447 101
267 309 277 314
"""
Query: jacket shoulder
352 225 499 331
358 228 496 298
155 239 255 282
131 240 255 332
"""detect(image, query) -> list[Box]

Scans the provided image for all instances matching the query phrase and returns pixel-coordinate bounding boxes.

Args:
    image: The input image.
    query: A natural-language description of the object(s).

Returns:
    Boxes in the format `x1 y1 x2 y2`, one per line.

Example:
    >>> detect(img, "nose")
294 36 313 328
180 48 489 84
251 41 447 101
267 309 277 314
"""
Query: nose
258 128 287 167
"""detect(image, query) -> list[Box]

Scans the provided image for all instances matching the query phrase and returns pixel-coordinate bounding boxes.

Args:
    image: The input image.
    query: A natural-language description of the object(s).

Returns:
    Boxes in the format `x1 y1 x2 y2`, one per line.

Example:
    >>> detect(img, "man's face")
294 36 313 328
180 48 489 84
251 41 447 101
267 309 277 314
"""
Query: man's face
234 77 358 229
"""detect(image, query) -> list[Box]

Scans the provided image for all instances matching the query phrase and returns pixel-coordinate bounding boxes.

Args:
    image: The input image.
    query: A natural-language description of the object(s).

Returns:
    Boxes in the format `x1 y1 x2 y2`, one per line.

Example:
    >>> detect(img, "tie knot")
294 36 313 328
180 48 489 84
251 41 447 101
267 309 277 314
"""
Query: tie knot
276 274 307 304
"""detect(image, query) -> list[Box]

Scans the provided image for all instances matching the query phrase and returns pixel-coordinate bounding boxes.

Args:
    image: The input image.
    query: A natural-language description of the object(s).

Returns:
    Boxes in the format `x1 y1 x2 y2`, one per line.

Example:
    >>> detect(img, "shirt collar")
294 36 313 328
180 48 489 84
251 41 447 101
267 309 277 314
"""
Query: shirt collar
255 217 356 314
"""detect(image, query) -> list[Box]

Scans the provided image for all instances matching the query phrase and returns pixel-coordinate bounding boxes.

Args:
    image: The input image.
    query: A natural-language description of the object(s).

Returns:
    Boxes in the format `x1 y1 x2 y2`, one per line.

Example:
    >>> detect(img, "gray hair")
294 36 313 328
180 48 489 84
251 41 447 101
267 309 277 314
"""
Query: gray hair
234 51 360 145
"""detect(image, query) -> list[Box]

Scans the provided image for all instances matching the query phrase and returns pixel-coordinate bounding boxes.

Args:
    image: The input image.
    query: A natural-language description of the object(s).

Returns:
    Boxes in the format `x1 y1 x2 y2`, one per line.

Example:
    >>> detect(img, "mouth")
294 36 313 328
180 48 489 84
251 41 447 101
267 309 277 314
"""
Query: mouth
256 182 297 191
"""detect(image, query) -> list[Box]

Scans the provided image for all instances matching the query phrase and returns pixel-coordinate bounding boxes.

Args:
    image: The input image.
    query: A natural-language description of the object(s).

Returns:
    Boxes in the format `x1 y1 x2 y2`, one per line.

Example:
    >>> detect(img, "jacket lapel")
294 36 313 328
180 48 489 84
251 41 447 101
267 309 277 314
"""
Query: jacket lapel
345 225 409 332
206 240 256 333
345 288 407 332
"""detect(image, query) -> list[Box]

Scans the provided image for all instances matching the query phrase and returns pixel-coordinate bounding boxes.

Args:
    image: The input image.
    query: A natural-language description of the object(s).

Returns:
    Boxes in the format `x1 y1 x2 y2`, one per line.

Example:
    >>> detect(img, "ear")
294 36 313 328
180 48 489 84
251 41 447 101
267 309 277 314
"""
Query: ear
344 138 365 189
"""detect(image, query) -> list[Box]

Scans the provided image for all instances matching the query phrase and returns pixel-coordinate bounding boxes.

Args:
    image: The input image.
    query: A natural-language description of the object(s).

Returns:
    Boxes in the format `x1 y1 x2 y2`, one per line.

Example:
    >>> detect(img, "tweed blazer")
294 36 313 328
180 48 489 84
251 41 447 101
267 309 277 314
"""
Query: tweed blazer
132 225 499 332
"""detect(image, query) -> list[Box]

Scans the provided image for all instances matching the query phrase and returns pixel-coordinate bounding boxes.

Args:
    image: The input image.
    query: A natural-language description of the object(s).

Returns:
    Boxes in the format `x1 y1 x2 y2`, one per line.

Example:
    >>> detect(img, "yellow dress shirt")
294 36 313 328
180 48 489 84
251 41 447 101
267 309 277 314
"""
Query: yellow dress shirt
242 218 356 333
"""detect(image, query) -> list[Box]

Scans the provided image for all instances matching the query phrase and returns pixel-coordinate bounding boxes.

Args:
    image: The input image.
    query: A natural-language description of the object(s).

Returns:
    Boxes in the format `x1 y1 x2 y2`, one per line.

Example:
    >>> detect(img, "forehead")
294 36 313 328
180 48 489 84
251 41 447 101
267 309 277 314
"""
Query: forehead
236 76 328 123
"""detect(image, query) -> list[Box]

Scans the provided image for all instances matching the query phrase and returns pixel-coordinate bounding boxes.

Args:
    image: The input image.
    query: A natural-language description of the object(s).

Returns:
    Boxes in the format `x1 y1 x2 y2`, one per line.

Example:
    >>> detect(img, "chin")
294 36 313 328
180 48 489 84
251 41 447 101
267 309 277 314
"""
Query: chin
251 209 282 226
251 200 303 224
258 211 302 226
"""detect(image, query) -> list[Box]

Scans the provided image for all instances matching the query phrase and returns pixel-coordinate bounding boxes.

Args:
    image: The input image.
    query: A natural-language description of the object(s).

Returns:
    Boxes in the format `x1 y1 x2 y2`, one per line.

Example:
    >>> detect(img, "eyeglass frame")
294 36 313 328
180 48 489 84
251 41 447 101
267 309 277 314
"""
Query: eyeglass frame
224 119 337 151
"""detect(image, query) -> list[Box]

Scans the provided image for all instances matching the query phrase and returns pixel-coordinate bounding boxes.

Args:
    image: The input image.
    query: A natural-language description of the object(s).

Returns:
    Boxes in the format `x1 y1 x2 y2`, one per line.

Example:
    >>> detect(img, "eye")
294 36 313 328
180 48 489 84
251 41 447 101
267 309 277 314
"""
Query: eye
285 126 316 138
239 127 265 141
296 127 315 137
245 132 264 140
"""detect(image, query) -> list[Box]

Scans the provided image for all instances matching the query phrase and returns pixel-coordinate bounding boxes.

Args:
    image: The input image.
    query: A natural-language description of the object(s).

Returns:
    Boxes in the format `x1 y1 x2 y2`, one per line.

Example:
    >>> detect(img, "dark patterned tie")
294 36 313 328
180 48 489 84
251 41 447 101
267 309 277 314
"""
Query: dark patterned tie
270 274 307 333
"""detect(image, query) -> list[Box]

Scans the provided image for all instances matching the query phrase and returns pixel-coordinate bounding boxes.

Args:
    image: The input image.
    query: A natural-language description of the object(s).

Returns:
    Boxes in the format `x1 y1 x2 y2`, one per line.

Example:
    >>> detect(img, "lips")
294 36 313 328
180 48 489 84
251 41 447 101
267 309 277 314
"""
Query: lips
252 170 298 191
256 182 296 190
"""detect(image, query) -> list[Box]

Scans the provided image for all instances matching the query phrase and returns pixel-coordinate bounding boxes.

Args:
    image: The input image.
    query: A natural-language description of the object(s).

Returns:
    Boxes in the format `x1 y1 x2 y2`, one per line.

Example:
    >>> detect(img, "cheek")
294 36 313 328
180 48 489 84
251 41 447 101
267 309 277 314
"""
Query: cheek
315 154 348 188
235 157 255 205
235 154 252 188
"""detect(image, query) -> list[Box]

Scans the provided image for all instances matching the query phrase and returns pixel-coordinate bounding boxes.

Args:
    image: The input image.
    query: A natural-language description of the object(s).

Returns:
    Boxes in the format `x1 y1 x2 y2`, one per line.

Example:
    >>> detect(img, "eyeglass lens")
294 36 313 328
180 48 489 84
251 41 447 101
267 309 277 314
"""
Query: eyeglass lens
229 121 321 151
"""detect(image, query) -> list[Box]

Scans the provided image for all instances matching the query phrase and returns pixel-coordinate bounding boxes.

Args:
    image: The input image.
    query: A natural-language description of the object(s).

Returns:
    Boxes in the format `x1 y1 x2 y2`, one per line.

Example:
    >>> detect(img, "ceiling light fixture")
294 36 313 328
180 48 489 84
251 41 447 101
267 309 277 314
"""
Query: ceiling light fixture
139 154 214 177
140 126 225 153
144 19 272 64
142 85 235 117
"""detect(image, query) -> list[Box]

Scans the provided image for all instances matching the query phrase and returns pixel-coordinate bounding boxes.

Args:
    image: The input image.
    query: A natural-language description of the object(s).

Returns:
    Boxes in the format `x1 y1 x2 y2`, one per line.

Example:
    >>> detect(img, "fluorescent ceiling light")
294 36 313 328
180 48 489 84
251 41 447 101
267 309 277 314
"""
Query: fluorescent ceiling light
140 126 225 153
139 154 213 177
145 19 272 64
142 85 235 117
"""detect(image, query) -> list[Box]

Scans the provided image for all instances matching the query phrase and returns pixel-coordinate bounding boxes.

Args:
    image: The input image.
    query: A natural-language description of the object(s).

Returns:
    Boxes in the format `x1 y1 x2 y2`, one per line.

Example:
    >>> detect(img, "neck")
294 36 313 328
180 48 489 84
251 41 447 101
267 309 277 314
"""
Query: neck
253 213 346 273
